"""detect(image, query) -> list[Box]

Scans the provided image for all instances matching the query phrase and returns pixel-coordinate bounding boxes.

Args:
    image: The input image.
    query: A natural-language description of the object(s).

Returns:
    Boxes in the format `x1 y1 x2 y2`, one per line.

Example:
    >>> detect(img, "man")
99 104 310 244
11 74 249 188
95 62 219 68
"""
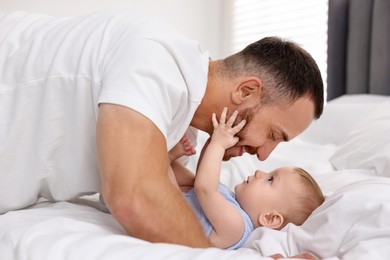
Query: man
0 11 323 249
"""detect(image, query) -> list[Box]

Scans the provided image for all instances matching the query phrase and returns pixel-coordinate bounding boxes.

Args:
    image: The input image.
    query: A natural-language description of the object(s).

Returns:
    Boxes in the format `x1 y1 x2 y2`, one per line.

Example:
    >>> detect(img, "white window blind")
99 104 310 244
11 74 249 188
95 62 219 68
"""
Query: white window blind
221 0 328 92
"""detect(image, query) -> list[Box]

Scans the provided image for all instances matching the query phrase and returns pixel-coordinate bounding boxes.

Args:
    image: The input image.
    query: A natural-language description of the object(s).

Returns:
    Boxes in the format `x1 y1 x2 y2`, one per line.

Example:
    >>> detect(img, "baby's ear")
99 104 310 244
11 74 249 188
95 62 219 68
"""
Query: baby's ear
258 211 284 230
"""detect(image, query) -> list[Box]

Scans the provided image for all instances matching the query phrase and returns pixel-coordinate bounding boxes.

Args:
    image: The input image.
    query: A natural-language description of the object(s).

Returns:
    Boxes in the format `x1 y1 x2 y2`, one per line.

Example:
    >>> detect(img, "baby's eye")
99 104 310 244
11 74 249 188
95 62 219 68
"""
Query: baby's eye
267 176 274 184
270 132 276 141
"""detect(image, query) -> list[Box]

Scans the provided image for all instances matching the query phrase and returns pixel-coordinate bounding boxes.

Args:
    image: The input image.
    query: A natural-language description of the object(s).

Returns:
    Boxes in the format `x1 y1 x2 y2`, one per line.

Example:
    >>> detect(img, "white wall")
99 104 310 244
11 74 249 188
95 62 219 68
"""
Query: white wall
1 0 223 58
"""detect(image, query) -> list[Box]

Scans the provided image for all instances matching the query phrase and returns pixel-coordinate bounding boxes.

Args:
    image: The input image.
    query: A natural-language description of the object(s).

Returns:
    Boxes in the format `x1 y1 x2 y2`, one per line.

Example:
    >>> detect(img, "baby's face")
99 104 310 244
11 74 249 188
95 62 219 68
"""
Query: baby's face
234 167 301 219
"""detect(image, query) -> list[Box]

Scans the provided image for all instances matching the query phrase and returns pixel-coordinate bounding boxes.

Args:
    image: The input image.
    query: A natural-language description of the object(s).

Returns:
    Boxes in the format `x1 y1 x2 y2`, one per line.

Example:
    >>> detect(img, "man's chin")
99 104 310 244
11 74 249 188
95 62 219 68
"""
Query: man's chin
223 147 244 161
222 154 233 161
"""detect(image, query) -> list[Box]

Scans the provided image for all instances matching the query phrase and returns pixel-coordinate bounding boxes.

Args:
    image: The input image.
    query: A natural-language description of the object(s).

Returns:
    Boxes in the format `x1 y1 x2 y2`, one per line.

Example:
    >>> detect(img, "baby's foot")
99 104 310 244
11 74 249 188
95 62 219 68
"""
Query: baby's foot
169 135 196 162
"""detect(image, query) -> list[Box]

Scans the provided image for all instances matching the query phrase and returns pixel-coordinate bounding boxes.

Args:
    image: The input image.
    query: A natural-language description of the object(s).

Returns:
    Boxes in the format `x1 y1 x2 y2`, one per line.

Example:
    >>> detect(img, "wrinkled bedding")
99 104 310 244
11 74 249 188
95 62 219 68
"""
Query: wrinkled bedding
1 94 390 260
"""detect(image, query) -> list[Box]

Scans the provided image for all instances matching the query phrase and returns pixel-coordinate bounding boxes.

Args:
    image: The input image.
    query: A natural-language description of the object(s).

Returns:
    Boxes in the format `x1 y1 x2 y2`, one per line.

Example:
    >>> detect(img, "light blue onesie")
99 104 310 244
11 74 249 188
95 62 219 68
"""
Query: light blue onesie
184 183 254 250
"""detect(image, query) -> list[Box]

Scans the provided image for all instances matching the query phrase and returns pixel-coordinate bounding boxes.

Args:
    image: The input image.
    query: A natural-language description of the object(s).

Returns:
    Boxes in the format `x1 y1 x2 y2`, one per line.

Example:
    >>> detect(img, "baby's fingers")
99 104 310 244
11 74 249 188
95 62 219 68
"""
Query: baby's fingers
219 107 228 125
212 112 218 128
233 119 246 134
226 109 238 127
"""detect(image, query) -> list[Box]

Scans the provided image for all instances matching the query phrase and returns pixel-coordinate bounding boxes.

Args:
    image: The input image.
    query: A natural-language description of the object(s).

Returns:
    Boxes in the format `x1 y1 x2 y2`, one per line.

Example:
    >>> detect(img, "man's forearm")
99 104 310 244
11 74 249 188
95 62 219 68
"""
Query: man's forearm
108 174 212 247
97 104 211 247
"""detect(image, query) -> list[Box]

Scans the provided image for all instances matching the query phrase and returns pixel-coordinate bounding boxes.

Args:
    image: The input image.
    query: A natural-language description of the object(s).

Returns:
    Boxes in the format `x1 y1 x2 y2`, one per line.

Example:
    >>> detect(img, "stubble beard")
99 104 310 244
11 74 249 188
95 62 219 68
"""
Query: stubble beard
222 107 255 160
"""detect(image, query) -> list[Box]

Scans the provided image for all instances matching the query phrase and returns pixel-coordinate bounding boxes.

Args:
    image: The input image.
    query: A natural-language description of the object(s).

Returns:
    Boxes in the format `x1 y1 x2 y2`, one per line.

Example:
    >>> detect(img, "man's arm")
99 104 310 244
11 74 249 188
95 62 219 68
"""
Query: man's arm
96 103 212 247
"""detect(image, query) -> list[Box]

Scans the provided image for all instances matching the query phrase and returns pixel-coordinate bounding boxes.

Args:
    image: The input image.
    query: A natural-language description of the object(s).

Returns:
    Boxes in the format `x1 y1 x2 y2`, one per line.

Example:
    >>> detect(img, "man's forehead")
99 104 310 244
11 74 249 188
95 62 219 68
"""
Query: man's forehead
276 98 315 138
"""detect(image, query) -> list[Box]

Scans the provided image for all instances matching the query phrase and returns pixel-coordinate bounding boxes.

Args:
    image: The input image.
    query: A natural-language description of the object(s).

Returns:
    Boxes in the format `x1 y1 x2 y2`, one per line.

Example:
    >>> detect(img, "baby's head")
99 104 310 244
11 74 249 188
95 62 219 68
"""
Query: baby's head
234 167 324 230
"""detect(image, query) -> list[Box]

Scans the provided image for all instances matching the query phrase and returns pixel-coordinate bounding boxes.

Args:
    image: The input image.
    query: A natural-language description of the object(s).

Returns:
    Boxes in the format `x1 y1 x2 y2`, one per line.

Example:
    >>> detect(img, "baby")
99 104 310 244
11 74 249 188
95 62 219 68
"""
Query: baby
169 107 324 250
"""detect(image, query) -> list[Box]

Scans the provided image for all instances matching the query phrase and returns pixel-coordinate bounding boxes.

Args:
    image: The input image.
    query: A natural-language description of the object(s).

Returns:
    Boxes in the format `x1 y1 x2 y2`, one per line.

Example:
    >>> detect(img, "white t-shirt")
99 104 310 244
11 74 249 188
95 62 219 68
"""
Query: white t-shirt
0 11 209 213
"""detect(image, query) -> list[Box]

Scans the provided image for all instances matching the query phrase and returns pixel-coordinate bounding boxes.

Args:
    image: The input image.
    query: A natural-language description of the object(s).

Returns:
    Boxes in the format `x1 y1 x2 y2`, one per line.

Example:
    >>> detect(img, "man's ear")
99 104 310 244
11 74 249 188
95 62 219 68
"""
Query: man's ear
232 78 262 105
258 211 284 230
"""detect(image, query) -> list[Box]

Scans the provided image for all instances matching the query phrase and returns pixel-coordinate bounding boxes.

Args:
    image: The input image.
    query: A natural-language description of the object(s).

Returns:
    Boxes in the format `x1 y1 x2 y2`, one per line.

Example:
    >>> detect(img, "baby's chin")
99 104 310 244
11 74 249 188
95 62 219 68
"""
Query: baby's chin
234 182 243 194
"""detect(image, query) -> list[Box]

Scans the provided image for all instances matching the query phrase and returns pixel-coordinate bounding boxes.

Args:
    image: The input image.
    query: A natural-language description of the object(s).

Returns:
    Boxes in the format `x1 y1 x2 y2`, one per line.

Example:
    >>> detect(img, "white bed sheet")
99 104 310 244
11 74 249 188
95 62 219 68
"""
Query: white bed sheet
0 201 263 260
1 94 390 260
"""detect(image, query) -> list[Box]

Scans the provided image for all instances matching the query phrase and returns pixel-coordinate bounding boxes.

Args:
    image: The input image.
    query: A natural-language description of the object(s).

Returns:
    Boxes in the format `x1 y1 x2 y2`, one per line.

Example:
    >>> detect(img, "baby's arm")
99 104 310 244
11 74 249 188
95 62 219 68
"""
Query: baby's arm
194 107 246 248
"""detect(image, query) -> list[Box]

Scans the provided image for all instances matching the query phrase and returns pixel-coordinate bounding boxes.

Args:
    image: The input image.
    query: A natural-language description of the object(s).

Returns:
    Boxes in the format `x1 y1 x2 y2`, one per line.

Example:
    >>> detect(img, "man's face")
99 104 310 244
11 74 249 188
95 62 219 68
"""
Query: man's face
223 96 315 161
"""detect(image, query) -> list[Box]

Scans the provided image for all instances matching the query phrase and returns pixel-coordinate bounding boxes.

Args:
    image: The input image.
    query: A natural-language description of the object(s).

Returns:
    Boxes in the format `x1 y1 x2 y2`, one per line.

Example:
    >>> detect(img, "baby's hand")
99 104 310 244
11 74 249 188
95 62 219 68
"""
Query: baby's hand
210 107 246 150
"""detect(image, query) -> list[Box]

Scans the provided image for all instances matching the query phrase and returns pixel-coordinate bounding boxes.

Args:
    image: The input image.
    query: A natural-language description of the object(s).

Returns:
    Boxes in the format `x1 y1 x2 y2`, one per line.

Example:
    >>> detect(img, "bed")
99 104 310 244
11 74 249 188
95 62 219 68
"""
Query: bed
1 0 390 259
1 93 390 260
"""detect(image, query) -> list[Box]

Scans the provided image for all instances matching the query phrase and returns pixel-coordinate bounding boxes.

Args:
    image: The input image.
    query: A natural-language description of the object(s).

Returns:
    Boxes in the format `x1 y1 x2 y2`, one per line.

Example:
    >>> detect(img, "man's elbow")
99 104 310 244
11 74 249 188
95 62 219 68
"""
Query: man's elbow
104 191 146 235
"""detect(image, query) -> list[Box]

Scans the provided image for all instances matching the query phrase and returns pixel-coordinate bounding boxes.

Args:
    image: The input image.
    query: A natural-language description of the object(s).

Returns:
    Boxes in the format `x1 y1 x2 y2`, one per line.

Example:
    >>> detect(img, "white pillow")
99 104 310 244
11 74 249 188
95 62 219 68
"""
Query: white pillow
299 94 390 145
330 102 390 176
243 171 390 259
328 94 390 104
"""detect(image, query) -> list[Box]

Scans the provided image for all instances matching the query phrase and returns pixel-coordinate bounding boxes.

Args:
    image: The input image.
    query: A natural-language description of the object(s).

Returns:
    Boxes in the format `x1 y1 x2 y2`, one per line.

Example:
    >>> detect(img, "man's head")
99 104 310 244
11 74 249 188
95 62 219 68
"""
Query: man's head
234 167 324 229
205 36 324 161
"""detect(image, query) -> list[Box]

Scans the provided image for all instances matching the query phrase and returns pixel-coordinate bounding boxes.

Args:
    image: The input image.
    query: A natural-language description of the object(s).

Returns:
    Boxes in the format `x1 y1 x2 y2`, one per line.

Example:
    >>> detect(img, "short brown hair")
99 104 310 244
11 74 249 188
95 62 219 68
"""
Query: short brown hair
223 37 324 119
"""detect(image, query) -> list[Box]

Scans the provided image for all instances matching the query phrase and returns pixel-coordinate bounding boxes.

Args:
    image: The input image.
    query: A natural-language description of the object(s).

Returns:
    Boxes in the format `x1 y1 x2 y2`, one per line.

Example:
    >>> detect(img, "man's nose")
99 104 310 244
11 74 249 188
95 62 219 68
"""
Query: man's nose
256 141 279 161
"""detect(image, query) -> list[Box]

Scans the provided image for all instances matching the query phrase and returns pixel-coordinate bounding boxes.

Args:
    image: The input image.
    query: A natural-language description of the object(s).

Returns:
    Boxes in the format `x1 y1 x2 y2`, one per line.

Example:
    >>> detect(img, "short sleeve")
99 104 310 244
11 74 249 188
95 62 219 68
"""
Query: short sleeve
99 38 185 138
97 15 208 149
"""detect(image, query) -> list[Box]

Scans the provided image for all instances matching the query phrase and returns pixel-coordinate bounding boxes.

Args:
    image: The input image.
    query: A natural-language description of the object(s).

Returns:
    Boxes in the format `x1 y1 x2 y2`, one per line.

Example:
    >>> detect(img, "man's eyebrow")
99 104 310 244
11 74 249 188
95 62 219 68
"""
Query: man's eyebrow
278 128 289 142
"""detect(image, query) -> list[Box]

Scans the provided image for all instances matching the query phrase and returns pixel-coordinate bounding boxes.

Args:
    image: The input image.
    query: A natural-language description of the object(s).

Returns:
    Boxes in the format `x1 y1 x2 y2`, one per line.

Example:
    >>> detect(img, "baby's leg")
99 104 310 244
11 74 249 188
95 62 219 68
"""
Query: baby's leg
171 160 195 192
168 134 196 163
168 135 196 192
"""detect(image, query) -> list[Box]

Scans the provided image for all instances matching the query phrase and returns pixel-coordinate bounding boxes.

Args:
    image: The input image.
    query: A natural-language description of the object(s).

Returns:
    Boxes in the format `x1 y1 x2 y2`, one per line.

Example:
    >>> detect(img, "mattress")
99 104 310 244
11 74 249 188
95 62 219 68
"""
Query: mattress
1 94 390 260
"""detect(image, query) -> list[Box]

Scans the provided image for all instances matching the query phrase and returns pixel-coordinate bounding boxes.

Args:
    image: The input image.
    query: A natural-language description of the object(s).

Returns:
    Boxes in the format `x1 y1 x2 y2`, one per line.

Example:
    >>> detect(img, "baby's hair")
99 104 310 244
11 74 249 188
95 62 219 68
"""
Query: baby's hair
281 167 324 228
293 167 324 202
